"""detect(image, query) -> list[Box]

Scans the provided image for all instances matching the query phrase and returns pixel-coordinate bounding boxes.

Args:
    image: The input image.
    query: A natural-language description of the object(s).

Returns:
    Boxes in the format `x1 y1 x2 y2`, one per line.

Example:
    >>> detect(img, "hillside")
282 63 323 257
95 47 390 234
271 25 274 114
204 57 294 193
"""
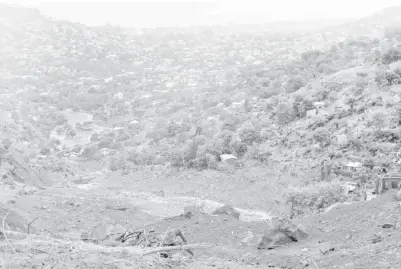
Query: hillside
0 3 401 269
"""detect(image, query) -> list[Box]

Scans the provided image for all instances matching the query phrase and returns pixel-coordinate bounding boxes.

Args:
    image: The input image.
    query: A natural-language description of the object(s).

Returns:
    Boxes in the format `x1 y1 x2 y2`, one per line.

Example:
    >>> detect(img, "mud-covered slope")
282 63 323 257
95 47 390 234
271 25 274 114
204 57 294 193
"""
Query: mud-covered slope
1 176 400 269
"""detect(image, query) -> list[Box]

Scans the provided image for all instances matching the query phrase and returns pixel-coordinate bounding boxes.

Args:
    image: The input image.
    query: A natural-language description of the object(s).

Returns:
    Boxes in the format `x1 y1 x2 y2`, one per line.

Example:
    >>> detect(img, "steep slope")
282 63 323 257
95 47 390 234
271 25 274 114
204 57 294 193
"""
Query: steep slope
1 4 400 208
0 4 401 269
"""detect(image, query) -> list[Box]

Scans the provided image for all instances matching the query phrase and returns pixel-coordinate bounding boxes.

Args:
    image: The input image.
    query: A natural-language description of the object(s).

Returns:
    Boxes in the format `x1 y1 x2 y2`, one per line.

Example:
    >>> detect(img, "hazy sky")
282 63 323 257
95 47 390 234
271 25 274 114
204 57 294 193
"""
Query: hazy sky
1 0 401 28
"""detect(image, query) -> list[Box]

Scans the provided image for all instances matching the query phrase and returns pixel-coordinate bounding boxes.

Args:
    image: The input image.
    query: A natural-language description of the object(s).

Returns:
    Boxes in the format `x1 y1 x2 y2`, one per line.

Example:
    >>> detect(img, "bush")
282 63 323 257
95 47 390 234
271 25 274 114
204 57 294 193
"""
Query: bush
238 122 260 145
308 115 328 130
374 128 400 142
375 70 401 86
284 182 347 218
230 139 248 158
335 108 352 119
368 111 387 130
381 48 401 64
275 102 296 125
109 155 126 171
285 76 305 93
192 152 218 170
80 146 97 160
168 148 184 168
384 26 401 40
244 143 271 162
292 95 314 118
90 133 101 142
313 127 331 147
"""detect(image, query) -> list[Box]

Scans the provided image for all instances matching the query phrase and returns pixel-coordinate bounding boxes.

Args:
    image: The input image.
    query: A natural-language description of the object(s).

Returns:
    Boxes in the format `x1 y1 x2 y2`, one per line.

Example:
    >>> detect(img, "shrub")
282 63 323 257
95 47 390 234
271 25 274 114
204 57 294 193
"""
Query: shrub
292 95 314 118
97 139 114 149
308 115 328 130
80 146 97 160
335 108 352 119
381 48 401 64
192 152 218 170
238 122 260 145
368 111 387 130
244 143 271 162
284 182 347 218
90 133 101 142
384 26 401 39
285 76 305 93
109 155 126 171
230 139 248 158
313 127 331 147
216 130 234 152
275 102 296 125
374 127 400 142
127 149 156 166
375 70 401 86
258 88 280 99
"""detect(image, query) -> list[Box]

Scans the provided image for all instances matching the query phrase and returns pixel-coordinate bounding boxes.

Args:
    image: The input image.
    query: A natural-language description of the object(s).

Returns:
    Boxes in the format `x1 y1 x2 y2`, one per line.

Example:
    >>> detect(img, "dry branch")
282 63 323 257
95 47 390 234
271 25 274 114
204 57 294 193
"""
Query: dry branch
1 229 212 257
28 216 39 235
2 213 22 258
141 243 212 256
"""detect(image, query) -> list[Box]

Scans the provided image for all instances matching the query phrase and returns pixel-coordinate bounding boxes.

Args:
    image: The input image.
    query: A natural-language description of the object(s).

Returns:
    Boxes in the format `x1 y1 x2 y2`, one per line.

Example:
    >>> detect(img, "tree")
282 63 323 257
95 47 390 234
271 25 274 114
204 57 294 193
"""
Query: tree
370 112 387 130
275 102 295 125
313 127 331 148
216 130 234 154
293 95 313 118
238 123 260 145
285 75 306 93
381 48 401 64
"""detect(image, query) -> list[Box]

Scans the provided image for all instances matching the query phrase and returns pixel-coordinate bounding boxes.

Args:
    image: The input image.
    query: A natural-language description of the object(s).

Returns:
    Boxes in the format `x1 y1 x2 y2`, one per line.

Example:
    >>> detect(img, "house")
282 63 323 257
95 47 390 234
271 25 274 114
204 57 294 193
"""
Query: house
220 154 237 166
313 102 325 109
306 109 317 117
114 92 124 100
376 174 401 194
343 159 363 176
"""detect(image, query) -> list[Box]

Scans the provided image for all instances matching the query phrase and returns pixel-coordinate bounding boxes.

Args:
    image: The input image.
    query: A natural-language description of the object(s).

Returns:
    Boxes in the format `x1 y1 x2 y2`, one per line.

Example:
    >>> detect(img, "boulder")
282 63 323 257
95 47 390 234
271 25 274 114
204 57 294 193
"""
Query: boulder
212 204 240 220
257 217 308 249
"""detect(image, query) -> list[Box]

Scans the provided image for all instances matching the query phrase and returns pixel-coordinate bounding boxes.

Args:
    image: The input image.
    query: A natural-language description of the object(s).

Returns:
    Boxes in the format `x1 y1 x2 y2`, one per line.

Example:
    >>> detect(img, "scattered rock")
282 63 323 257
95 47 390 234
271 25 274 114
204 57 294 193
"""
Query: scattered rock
183 205 203 218
257 217 308 249
381 223 394 229
371 233 383 243
300 258 310 267
319 242 336 255
240 231 259 246
212 205 240 220
394 190 401 201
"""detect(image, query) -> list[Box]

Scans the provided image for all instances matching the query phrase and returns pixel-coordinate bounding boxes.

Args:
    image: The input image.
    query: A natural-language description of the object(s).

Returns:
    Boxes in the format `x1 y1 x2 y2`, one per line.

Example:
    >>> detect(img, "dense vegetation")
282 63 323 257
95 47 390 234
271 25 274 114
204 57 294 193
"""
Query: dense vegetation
0 4 400 189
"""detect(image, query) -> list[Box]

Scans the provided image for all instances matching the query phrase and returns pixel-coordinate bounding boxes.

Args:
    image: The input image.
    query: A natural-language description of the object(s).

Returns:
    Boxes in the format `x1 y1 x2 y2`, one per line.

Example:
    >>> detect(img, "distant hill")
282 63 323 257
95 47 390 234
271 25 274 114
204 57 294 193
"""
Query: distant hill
0 3 400 183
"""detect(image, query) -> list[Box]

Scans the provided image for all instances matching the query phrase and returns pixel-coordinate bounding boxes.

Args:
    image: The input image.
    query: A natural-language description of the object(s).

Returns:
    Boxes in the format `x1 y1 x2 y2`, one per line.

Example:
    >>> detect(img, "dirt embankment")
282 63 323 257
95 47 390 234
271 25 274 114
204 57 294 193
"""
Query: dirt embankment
1 168 400 269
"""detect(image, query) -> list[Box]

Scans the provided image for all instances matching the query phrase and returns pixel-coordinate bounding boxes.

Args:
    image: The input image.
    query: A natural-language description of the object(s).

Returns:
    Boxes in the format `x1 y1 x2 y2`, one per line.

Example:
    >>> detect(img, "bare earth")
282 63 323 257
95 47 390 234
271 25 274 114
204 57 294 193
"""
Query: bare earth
1 165 400 269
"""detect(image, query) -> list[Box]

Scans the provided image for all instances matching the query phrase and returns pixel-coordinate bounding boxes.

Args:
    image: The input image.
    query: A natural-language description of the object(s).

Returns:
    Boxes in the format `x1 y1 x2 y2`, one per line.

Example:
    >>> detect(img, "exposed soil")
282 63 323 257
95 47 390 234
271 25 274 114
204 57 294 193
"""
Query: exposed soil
1 165 400 269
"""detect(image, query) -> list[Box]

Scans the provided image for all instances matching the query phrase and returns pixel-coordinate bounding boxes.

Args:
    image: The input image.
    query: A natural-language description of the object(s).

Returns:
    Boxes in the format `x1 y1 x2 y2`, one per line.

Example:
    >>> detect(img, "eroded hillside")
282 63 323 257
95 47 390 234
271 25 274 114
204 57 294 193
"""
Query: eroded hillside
0 3 401 269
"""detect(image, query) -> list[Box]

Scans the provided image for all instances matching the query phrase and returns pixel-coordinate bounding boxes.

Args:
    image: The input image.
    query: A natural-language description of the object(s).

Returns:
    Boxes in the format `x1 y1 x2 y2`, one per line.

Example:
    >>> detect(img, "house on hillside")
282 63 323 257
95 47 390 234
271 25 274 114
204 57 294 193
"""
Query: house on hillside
306 109 317 118
344 161 362 173
314 102 325 109
342 156 363 176
220 154 237 166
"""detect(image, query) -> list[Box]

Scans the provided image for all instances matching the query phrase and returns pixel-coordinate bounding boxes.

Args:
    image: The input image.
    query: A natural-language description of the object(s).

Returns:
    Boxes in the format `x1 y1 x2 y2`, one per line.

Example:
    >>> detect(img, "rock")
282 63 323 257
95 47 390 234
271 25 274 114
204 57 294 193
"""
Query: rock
371 233 383 243
394 190 401 201
257 217 308 250
183 205 203 218
300 258 310 266
240 231 257 246
319 242 336 255
381 223 394 229
212 204 240 220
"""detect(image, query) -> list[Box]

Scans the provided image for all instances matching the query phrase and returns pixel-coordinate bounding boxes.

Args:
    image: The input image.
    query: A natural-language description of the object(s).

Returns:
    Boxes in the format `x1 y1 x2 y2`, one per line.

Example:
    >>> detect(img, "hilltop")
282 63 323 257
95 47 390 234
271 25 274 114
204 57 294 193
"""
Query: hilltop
0 3 400 269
